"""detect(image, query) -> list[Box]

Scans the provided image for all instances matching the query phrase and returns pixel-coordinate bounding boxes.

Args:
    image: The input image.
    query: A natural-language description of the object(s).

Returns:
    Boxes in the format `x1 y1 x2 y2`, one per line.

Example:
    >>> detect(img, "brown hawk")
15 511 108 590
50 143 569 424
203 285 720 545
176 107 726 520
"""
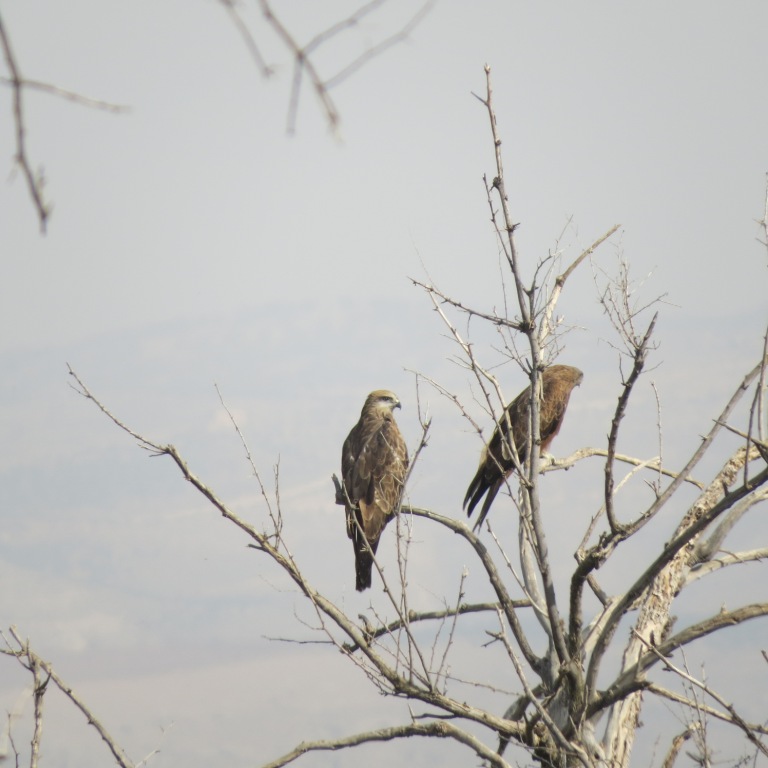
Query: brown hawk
464 365 583 530
341 390 409 591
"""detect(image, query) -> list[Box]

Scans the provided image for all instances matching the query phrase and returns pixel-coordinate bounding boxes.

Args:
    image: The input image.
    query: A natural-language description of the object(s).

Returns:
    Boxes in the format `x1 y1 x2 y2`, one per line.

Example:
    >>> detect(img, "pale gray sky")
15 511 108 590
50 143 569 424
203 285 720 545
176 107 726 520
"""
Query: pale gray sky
1 2 767 766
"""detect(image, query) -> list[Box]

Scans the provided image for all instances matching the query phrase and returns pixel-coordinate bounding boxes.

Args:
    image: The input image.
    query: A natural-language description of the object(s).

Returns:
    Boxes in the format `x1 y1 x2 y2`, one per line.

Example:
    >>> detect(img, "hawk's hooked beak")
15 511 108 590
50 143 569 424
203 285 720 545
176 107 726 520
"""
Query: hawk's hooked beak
394 399 402 410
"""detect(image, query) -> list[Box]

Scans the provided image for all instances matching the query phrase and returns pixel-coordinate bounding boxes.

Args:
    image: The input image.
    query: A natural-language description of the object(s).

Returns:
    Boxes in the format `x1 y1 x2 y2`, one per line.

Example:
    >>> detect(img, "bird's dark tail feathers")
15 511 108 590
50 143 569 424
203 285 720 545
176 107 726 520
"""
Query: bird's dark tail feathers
353 527 380 592
355 548 374 591
463 467 487 517
471 478 503 532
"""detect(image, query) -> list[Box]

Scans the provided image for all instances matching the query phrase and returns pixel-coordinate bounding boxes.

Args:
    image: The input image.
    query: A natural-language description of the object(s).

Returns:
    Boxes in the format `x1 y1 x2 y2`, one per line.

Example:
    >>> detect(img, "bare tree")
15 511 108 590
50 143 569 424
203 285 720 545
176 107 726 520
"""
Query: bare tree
3 66 767 768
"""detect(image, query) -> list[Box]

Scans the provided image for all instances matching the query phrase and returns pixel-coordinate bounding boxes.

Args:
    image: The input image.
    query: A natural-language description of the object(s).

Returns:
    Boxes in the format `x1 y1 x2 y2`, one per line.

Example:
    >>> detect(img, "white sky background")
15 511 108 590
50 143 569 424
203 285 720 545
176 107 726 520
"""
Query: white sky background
1 1 767 766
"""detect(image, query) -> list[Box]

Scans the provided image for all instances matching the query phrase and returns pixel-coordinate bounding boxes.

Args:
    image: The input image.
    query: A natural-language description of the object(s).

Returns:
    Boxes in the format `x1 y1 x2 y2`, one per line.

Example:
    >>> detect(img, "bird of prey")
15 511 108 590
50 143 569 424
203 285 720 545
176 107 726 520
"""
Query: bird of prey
463 365 583 530
341 390 409 591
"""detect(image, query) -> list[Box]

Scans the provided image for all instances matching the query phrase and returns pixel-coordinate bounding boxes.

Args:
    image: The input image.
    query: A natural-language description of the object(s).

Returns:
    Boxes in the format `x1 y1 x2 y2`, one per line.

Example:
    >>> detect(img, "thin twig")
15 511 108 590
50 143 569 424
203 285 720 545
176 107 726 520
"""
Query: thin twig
604 313 658 532
546 446 704 489
216 0 272 76
0 10 50 232
0 77 129 112
325 1 435 89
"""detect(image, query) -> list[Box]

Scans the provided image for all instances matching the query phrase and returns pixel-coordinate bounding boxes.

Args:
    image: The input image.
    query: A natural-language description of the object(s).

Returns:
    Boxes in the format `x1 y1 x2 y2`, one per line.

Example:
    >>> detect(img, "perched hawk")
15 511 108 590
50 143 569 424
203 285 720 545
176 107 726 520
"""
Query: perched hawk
341 390 409 591
463 365 583 530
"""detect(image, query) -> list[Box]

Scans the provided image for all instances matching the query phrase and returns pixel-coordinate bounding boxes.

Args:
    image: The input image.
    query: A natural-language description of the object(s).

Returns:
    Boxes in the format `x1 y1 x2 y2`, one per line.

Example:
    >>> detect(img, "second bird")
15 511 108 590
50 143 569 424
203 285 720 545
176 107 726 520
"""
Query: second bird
463 365 583 531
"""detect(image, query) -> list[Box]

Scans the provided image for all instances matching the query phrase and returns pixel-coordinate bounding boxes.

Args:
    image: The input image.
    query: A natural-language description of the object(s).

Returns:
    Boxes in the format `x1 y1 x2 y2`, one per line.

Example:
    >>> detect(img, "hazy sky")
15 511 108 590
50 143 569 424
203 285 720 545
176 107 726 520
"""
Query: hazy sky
1 2 767 767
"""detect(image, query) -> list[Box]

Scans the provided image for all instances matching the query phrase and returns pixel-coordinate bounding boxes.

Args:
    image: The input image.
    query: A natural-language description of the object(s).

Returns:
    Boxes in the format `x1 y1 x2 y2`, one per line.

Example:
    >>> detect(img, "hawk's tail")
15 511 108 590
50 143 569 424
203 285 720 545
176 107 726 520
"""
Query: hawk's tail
464 465 490 517
355 548 374 591
353 524 380 592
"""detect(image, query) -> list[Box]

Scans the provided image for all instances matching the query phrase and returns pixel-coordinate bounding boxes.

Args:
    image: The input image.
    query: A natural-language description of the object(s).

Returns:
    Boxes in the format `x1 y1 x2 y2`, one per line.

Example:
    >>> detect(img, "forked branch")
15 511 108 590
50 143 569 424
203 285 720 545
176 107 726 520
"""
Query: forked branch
254 0 434 134
1 627 134 768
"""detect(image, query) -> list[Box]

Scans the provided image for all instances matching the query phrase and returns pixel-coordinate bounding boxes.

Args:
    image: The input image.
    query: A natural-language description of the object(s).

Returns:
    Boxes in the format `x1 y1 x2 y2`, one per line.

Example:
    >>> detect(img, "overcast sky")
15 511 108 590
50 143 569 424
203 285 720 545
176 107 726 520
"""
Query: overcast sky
1 2 767 767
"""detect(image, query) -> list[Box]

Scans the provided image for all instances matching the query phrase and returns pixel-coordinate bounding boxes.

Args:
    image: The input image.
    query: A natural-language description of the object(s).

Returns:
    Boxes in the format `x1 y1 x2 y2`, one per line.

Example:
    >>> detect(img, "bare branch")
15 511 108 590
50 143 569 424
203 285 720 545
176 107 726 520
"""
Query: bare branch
135 722 174 768
0 12 131 233
0 77 129 112
588 445 768 699
403 506 545 677
491 610 593 768
0 685 30 763
324 1 436 89
261 720 514 768
29 647 45 768
691 486 768 567
747 327 768 450
2 627 135 768
256 0 339 133
303 0 388 53
686 546 768 584
569 317 658 661
546 445 704 489
474 66 529 329
638 635 768 758
410 278 524 331
341 600 529 654
255 0 433 134
660 726 698 768
540 224 622 347
574 356 768 693
594 604 768 717
716 420 768 452
216 0 272 76
649 684 768 737
0 10 51 232
635 355 768 528
215 382 283 538
756 172 768 257
604 312 658 533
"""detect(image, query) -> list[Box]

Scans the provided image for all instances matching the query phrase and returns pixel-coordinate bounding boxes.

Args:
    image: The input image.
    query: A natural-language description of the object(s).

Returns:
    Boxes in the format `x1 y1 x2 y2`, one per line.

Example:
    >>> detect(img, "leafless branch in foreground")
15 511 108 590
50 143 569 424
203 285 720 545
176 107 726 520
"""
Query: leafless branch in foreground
217 0 272 76
0 10 50 233
3 1 433 230
1 627 135 768
254 0 434 134
0 77 129 113
0 10 131 234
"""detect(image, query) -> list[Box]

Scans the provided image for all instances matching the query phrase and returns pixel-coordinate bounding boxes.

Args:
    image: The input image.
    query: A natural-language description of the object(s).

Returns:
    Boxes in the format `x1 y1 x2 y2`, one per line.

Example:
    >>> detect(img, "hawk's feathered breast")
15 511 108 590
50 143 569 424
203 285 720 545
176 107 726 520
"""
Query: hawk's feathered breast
342 390 409 591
